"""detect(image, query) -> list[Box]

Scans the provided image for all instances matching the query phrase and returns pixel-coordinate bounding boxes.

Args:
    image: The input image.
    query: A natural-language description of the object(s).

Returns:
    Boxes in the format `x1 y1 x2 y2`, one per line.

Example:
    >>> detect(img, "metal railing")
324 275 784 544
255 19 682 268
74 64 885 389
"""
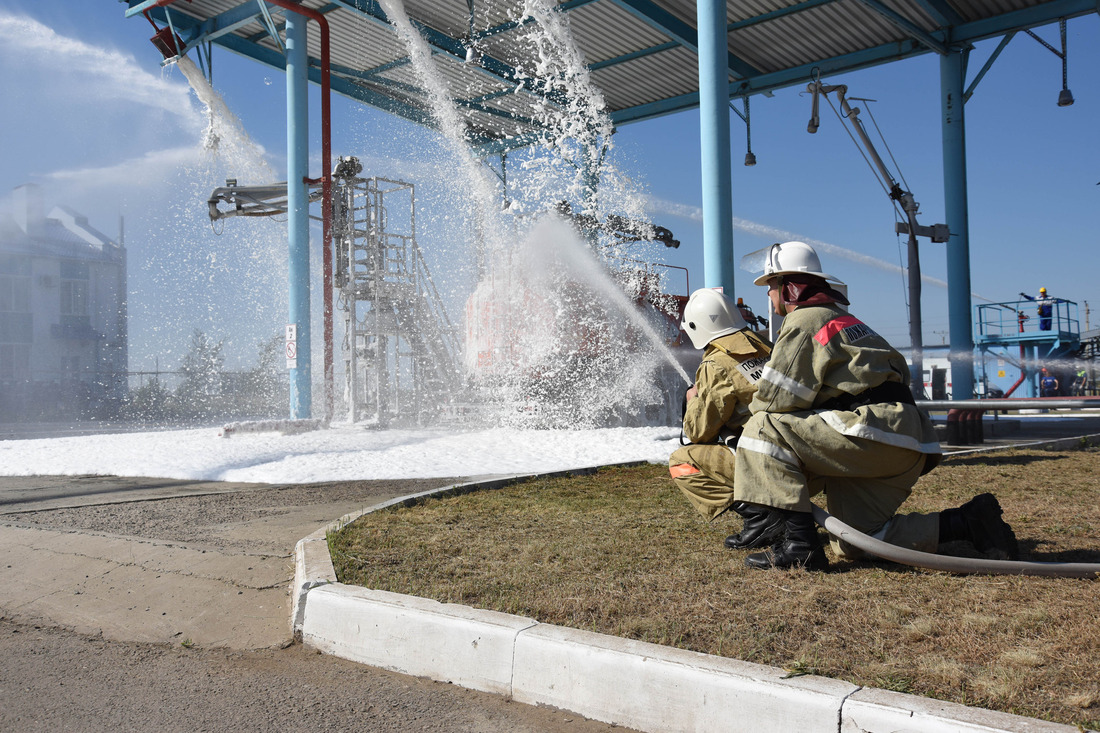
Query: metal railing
975 299 1079 339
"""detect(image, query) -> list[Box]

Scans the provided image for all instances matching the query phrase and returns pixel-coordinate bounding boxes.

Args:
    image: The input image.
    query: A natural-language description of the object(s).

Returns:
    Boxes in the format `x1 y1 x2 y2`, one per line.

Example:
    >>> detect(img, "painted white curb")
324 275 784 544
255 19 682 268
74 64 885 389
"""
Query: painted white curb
302 584 536 696
841 687 1078 732
510 622 856 733
290 468 1091 733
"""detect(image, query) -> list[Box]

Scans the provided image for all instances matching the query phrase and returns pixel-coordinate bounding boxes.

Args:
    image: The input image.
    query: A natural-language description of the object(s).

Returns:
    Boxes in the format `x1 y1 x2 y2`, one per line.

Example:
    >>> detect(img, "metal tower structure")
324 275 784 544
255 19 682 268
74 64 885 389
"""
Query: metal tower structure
207 158 463 426
331 158 462 426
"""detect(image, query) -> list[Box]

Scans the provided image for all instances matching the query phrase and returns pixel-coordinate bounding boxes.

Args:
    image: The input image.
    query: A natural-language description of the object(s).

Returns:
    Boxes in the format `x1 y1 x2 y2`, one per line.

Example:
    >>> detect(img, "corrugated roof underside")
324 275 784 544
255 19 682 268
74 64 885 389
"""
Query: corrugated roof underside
326 8 409 72
562 3 675 62
593 46 699 110
734 2 904 72
149 0 1072 139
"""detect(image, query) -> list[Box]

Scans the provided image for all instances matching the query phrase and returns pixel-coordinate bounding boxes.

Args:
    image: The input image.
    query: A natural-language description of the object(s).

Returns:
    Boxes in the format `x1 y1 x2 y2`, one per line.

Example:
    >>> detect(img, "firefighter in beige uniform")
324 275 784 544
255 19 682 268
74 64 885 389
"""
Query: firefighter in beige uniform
734 242 1020 570
668 289 784 550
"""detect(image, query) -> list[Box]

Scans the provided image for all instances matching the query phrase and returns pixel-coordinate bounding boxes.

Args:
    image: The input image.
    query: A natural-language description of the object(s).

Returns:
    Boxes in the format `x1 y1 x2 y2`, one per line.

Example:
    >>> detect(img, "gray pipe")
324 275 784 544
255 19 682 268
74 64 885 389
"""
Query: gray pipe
810 505 1100 579
918 398 1100 410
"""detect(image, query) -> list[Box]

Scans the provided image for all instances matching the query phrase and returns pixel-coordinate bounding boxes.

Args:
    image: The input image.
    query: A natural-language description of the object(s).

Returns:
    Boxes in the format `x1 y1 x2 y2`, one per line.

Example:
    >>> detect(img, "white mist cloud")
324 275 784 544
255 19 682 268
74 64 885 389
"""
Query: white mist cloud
45 146 197 190
642 195 984 296
0 11 196 120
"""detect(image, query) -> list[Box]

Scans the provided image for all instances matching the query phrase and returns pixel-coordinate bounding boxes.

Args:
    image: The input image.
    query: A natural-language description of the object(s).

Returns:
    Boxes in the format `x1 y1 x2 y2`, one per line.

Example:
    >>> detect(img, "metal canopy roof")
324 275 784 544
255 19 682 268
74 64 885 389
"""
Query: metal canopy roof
126 0 1095 154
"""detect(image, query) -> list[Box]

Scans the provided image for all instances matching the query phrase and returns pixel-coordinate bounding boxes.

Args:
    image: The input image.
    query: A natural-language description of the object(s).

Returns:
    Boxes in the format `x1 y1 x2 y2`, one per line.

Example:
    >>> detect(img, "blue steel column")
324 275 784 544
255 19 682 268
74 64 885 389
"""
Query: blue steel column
940 49 974 400
286 15 311 418
696 0 734 293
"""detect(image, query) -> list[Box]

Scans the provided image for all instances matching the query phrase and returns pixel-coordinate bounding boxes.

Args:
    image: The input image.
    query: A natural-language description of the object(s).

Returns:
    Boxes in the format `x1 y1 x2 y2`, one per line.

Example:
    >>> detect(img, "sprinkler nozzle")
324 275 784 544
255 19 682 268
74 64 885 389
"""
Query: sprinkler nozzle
150 26 184 60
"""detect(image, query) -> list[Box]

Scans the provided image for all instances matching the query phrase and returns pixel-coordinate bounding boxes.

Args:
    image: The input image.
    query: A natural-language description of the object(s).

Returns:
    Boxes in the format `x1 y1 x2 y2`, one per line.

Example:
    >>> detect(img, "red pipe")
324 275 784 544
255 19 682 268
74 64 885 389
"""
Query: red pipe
144 0 189 58
1003 342 1027 398
263 0 334 423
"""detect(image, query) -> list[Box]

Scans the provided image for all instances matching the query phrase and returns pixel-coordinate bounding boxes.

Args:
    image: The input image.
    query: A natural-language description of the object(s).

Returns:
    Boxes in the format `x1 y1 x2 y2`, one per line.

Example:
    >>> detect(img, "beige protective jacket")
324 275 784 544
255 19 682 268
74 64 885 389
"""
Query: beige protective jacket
749 304 940 454
683 329 771 444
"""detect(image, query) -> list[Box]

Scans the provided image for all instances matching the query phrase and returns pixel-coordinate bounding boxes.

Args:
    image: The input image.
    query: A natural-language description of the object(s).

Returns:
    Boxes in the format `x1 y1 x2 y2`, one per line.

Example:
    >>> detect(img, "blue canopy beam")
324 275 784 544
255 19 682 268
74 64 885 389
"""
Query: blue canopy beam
608 0 761 78
851 0 948 54
728 0 840 31
908 0 964 27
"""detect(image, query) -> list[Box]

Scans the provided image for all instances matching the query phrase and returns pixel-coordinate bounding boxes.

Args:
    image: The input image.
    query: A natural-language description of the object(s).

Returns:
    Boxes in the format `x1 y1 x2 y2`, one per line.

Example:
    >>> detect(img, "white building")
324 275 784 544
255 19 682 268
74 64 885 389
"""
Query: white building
0 184 127 420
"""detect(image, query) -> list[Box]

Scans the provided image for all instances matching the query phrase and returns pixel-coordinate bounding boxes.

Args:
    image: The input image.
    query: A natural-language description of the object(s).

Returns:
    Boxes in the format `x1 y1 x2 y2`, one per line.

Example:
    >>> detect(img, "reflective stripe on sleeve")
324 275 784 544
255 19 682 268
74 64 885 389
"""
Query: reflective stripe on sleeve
738 436 800 467
818 410 942 453
761 365 816 402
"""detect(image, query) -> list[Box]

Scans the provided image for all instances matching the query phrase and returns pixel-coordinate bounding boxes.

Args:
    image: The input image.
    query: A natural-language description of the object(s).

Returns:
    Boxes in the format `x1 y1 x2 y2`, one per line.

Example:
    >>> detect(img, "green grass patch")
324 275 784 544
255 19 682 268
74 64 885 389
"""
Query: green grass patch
330 449 1100 730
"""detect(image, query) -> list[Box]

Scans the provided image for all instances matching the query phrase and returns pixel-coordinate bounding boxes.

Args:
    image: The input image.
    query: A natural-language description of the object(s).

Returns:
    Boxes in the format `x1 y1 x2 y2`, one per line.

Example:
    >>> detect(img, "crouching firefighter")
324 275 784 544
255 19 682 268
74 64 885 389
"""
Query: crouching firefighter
734 241 1019 571
668 288 781 550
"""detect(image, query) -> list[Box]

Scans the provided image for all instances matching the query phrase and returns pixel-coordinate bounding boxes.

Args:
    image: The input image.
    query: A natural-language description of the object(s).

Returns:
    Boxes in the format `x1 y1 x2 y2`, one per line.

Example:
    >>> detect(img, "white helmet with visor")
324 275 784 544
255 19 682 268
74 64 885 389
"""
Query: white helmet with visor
680 288 749 349
741 241 844 287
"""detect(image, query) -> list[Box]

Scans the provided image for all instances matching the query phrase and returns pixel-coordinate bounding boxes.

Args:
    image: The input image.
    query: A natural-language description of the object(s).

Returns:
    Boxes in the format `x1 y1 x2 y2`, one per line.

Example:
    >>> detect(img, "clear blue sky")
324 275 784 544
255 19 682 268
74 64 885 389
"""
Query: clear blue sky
1 1 1097 376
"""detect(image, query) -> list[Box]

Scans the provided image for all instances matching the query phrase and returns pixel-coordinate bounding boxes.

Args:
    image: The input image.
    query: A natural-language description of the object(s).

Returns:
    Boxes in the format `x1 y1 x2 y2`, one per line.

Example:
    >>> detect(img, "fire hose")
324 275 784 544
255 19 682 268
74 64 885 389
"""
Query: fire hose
811 505 1100 579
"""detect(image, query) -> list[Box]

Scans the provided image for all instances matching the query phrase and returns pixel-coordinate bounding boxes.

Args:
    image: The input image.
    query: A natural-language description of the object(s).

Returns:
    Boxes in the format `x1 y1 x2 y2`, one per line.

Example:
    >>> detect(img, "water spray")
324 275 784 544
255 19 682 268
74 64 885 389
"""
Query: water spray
374 0 690 426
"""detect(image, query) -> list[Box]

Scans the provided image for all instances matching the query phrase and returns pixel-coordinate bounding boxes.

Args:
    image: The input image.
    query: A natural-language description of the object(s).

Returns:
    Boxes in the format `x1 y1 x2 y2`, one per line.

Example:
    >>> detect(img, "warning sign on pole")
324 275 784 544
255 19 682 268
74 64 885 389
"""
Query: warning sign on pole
286 324 297 369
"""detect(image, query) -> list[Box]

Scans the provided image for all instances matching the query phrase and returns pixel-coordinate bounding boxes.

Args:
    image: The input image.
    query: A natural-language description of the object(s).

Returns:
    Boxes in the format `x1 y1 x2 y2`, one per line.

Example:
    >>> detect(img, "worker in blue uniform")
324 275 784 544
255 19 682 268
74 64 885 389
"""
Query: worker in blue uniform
1020 287 1062 331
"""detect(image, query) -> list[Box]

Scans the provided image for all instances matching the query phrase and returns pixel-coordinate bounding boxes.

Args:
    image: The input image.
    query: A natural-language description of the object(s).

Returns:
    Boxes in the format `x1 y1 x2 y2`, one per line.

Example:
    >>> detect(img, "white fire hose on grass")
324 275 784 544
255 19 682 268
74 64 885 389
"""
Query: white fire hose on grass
810 505 1100 579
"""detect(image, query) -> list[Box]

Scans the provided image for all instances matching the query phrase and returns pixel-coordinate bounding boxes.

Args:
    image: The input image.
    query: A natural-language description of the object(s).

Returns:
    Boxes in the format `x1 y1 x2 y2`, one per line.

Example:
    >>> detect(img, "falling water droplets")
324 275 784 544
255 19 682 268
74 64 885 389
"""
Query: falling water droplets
375 0 688 427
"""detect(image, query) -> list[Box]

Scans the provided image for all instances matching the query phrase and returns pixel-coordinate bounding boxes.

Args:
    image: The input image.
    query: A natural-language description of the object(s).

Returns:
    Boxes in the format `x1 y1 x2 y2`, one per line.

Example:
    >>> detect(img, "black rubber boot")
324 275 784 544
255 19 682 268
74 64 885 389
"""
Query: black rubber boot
725 502 787 550
744 509 829 571
939 493 1020 560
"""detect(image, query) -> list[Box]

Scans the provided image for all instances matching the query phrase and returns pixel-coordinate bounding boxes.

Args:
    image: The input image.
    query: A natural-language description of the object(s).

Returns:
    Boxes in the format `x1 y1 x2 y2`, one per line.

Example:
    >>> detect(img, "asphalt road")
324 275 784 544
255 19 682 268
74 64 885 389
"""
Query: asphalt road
0 473 629 732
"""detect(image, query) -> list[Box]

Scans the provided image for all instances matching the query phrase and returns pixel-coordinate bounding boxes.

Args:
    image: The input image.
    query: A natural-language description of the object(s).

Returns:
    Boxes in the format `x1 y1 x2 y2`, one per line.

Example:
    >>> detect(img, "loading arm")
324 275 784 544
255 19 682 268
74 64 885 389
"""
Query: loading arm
807 79 949 399
807 82 949 244
208 180 323 222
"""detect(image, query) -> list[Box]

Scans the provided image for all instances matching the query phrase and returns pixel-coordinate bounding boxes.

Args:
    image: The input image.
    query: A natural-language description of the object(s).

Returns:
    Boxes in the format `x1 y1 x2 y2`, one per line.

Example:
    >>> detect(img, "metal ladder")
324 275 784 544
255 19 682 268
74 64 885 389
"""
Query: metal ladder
332 162 461 426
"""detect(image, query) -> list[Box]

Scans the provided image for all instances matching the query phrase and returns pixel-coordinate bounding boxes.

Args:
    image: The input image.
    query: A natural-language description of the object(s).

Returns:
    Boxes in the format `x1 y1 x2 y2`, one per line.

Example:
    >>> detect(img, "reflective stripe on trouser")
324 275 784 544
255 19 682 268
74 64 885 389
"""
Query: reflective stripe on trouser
734 410 939 557
668 443 737 521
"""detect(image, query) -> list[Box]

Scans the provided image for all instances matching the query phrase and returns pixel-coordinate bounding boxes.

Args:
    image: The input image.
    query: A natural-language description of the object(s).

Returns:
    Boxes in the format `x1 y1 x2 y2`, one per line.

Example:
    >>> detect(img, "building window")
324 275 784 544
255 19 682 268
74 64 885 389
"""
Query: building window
61 278 88 316
0 267 33 377
61 356 80 377
0 274 31 313
0 343 30 380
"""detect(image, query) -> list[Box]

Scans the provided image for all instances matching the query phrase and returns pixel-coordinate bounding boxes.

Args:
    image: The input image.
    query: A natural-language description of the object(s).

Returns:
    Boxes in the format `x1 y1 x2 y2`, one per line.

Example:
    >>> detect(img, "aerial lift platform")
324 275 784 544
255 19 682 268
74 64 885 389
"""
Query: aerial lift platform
974 298 1081 397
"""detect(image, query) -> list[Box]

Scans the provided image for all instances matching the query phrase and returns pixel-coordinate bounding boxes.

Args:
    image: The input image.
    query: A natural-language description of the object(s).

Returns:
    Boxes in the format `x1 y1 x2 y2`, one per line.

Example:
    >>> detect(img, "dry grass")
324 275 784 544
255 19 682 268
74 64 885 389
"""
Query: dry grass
330 447 1100 729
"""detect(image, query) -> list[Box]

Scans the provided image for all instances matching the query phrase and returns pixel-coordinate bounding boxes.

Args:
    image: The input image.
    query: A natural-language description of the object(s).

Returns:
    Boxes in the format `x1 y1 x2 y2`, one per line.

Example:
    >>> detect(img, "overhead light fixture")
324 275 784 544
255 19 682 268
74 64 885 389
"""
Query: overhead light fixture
729 95 759 166
1027 19 1075 108
1058 19 1074 106
464 0 480 65
744 95 757 166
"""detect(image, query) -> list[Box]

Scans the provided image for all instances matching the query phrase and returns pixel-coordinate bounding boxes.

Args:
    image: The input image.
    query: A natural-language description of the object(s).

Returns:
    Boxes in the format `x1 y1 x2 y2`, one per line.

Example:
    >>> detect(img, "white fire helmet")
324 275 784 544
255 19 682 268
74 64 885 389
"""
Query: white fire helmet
680 288 749 349
743 241 845 287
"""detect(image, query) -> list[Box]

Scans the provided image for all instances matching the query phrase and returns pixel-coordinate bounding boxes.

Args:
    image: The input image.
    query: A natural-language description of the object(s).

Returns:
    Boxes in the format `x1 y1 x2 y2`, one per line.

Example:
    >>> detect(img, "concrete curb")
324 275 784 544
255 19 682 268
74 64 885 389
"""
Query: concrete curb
290 464 1088 733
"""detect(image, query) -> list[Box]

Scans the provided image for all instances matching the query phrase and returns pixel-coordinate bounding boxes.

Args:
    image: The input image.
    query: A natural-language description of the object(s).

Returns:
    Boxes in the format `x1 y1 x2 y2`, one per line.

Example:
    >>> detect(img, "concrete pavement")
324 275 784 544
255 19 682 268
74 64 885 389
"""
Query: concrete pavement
0 475 446 647
3 414 1099 731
